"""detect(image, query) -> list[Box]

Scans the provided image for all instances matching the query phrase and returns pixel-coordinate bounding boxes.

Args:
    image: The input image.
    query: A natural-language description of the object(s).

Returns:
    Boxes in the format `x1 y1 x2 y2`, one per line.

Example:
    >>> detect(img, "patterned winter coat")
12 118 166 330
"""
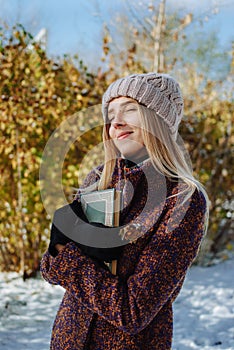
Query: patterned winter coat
40 159 207 350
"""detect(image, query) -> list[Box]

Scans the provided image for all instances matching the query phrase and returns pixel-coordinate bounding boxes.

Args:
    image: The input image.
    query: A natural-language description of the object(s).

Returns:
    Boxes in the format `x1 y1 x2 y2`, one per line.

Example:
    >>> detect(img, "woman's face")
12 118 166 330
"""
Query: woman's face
108 97 148 161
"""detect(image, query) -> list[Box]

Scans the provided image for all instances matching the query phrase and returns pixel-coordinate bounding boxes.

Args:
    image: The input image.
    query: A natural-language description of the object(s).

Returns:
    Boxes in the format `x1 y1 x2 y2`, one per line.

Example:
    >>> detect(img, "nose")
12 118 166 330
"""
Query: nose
112 120 126 128
111 111 126 128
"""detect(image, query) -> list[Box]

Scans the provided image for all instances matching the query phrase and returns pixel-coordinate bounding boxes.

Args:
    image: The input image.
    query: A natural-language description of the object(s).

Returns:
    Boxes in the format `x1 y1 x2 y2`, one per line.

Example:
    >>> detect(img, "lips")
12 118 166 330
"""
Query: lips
117 131 133 140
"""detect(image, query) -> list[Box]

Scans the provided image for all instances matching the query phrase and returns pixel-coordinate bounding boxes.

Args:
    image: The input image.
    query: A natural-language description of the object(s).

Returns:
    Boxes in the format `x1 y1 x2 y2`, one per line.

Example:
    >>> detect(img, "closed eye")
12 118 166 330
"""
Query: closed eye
125 108 137 112
123 103 138 112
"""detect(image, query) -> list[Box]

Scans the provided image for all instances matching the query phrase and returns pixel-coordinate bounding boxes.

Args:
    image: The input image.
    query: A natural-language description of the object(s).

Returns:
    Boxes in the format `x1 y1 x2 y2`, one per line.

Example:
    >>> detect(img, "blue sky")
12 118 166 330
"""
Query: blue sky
0 0 233 71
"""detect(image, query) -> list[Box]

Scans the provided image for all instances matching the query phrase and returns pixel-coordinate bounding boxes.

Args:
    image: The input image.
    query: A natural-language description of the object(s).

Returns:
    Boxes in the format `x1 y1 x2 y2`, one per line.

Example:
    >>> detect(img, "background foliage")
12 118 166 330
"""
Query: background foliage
0 24 107 276
0 5 233 276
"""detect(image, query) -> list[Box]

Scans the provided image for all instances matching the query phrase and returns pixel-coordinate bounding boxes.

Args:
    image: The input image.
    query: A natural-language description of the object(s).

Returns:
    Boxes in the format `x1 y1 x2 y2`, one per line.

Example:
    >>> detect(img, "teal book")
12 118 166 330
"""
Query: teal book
80 188 122 227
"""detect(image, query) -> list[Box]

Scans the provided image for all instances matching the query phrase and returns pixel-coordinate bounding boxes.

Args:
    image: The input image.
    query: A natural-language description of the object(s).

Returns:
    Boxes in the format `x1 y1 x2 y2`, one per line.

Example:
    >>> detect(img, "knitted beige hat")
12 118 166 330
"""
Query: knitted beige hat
102 72 184 139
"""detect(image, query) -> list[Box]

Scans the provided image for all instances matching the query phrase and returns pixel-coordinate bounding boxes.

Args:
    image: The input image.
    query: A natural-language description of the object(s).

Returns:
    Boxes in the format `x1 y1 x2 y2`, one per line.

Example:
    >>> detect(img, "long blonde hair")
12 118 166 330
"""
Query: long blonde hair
98 103 209 225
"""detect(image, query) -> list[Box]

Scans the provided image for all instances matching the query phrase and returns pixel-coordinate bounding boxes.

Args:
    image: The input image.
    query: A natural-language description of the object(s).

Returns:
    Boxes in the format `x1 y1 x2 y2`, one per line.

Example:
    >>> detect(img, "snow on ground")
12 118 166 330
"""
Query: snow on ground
173 258 234 350
0 258 233 350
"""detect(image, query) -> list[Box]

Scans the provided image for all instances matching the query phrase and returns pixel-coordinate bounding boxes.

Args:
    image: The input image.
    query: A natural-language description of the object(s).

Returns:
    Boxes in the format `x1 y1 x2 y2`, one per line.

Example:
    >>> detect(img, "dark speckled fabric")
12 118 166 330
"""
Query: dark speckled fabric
40 159 207 350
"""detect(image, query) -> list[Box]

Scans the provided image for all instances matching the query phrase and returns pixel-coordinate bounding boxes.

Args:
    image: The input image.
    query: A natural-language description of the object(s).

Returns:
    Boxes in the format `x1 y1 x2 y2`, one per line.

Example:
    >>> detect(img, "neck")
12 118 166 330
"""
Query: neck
121 152 149 165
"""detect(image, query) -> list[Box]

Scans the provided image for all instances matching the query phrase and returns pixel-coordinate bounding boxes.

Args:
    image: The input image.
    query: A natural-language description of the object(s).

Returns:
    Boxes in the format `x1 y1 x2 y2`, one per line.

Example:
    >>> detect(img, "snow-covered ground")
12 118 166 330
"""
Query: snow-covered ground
0 258 233 350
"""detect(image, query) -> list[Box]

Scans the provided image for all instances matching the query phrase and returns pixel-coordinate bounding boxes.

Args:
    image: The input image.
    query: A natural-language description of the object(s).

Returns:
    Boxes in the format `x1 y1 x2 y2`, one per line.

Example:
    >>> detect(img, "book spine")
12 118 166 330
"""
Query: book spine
105 260 117 275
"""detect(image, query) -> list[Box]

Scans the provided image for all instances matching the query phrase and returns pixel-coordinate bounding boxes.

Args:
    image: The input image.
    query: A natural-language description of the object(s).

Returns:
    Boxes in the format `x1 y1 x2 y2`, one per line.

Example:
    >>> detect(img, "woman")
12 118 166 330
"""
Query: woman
40 73 209 349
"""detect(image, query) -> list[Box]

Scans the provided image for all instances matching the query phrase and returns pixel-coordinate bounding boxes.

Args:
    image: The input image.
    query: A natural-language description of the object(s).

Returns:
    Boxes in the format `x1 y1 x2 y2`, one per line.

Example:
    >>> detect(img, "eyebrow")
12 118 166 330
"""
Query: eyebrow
108 100 137 114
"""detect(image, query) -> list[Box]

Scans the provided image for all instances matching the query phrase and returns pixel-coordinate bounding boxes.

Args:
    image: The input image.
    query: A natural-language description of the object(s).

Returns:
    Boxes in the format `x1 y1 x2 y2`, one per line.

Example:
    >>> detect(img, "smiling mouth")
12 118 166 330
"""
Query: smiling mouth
117 132 133 140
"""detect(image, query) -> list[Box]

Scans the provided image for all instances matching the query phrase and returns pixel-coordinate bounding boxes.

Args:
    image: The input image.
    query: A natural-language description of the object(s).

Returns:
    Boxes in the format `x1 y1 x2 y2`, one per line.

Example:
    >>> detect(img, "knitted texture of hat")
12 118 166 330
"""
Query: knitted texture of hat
102 72 184 138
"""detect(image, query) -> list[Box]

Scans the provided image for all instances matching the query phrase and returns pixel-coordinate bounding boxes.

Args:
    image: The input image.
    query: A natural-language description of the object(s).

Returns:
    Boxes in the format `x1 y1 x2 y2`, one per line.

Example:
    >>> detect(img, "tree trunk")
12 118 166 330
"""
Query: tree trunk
152 0 166 72
16 129 25 274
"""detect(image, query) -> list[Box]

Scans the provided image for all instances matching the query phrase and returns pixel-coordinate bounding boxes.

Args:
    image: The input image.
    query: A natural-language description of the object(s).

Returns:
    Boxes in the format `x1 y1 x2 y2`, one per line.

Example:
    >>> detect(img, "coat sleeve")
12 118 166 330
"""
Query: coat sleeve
40 189 207 335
